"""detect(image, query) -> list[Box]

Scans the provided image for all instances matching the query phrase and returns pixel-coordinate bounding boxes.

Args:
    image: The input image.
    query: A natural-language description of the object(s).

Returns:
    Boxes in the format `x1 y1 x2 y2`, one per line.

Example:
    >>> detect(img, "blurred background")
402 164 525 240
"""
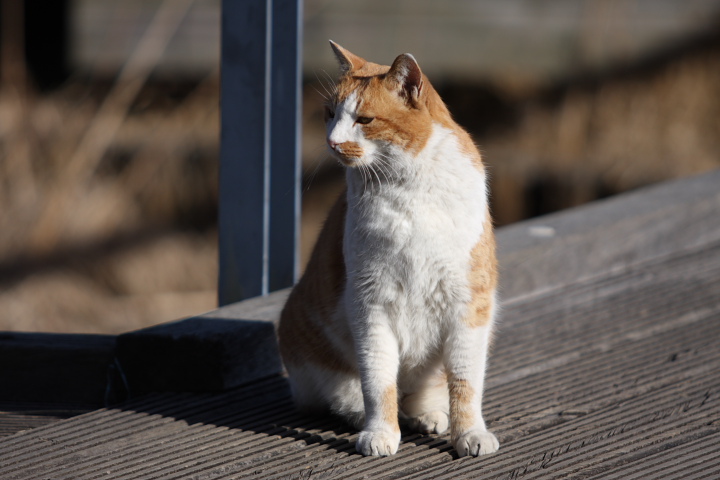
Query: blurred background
1 0 719 333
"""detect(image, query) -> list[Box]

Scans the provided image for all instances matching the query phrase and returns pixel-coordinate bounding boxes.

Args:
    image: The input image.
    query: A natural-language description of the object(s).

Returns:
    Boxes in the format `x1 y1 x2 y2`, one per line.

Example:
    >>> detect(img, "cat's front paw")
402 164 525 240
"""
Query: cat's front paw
454 429 499 457
408 411 449 434
356 429 401 456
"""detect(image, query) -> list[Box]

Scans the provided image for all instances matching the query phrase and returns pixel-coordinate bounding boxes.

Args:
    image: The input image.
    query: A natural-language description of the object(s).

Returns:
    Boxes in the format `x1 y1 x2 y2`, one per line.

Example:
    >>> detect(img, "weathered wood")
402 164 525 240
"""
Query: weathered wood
115 317 282 397
0 333 115 405
497 169 720 299
1 236 718 478
0 404 88 438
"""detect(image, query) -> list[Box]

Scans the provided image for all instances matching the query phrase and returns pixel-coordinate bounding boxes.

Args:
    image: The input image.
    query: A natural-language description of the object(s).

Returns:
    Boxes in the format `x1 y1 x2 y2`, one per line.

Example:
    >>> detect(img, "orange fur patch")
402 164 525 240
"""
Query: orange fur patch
463 214 497 328
383 384 401 433
336 141 364 160
331 74 434 156
448 376 476 439
330 44 481 163
330 51 473 157
278 192 354 373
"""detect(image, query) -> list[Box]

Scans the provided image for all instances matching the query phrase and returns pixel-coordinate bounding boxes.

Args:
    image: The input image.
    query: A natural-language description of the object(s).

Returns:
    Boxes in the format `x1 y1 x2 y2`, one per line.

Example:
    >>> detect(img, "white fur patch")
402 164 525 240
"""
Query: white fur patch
326 92 357 143
326 92 378 165
343 123 488 368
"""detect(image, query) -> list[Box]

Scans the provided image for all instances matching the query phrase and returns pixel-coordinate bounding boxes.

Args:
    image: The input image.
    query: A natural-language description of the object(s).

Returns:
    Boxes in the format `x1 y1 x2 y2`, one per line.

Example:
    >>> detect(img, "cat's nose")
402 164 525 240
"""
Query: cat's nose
328 140 339 150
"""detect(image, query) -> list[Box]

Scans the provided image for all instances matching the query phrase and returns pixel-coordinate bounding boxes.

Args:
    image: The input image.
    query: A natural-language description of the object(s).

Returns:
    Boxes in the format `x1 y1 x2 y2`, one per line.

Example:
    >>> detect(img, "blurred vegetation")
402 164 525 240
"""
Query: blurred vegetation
1 1 719 333
0 1 218 333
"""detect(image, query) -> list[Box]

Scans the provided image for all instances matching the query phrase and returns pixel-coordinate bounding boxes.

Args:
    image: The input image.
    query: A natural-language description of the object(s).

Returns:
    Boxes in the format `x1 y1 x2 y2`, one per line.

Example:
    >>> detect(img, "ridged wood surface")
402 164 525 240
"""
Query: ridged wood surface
1 239 718 479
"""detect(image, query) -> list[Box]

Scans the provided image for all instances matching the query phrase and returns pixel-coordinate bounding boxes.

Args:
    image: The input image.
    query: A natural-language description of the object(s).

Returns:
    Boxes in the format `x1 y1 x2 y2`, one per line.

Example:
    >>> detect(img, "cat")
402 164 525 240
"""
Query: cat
277 41 499 458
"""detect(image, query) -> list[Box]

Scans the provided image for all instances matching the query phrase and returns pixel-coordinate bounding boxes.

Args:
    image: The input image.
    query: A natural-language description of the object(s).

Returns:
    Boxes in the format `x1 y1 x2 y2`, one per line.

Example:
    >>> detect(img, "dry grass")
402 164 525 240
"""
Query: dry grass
1 28 719 334
0 0 217 337
0 71 220 333
0 232 217 334
483 48 720 224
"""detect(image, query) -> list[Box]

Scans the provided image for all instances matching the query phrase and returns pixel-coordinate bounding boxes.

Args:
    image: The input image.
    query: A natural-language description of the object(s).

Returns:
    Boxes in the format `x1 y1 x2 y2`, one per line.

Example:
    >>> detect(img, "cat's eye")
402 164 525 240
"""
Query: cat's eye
356 116 374 125
324 106 335 121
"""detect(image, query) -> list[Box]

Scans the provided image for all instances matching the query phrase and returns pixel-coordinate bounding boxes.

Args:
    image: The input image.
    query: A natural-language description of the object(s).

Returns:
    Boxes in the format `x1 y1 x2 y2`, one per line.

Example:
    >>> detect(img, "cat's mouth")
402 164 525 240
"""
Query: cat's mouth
329 141 364 166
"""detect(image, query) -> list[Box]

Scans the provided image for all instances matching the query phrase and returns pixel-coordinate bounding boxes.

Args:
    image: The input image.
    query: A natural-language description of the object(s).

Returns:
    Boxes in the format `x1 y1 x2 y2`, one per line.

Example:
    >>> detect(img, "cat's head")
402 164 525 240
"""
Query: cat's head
324 41 439 172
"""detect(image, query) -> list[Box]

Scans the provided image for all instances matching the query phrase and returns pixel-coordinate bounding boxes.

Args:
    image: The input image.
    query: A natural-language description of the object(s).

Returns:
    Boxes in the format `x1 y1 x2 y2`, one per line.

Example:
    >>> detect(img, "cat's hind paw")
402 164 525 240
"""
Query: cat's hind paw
356 429 401 456
407 411 449 434
454 429 499 457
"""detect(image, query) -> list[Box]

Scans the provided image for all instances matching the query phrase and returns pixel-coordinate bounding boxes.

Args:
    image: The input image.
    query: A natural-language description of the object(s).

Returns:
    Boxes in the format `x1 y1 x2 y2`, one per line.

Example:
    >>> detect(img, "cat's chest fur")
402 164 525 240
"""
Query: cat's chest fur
342 124 487 359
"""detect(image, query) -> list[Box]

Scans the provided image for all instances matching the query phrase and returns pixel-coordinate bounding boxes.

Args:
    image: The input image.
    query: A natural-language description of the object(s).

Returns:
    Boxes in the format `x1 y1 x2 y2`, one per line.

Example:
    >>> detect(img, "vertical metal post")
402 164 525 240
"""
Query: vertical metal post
219 0 302 305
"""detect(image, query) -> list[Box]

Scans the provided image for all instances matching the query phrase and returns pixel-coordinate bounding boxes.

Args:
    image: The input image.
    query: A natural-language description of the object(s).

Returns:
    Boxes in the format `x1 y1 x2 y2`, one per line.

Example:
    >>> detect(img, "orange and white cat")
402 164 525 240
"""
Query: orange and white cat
278 42 499 458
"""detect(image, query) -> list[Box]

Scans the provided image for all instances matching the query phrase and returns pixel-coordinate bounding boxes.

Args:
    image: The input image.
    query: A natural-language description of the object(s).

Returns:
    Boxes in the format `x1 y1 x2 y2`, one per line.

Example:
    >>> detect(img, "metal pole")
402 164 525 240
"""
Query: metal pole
219 0 302 305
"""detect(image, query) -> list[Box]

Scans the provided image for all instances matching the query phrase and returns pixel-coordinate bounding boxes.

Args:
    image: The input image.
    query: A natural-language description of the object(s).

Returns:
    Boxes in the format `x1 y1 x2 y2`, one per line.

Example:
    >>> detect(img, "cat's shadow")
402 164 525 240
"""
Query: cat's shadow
270 412 457 458
120 374 457 460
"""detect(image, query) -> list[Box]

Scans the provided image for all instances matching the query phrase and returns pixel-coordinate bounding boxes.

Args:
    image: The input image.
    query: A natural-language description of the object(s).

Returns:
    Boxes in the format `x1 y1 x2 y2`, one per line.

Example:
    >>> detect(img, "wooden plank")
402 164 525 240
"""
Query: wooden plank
115 316 283 396
0 333 115 405
497 169 720 300
0 405 88 438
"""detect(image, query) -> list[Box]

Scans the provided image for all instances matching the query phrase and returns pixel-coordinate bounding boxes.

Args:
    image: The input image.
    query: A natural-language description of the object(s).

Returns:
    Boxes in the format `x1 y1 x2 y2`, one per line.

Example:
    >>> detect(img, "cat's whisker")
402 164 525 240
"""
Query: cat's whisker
378 155 398 180
376 162 393 186
323 69 340 93
304 148 330 192
370 164 385 185
368 163 383 187
373 154 399 183
355 162 368 194
364 164 374 194
314 70 336 99
318 69 339 98
311 85 328 101
365 171 373 195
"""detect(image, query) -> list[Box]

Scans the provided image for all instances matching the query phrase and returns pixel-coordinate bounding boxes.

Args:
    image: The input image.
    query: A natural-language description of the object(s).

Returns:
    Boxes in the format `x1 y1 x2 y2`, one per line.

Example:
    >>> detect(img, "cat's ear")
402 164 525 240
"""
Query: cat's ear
329 40 366 75
386 53 424 107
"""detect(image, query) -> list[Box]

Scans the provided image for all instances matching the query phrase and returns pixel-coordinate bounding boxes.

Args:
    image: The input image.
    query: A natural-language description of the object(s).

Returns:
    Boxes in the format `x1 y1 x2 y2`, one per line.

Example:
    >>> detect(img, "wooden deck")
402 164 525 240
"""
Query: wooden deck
1 171 719 479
